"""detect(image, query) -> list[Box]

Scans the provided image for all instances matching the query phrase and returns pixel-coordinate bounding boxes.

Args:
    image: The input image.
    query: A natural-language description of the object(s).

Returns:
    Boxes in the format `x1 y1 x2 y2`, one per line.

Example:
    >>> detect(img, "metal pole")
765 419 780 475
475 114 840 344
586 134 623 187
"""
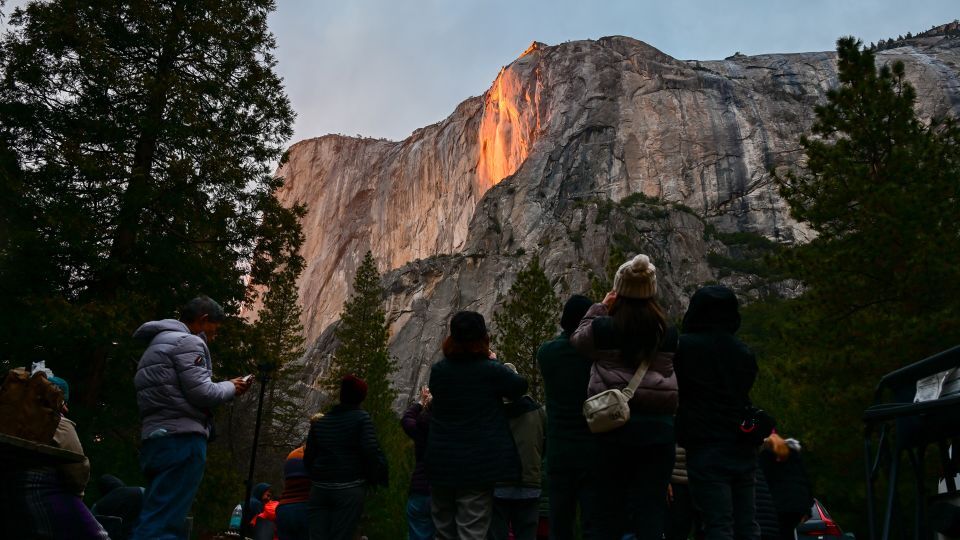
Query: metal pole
242 372 270 532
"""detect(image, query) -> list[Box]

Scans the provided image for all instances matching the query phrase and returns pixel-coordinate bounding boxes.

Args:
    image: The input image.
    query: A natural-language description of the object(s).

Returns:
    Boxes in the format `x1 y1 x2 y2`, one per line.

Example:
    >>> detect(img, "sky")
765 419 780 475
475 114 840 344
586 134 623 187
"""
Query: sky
269 0 959 144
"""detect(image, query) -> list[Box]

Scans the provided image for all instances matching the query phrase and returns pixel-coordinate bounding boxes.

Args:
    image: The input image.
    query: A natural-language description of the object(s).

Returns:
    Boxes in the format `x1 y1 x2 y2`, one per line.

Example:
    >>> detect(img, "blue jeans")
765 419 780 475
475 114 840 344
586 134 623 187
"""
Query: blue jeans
406 493 435 540
132 434 207 540
276 502 309 540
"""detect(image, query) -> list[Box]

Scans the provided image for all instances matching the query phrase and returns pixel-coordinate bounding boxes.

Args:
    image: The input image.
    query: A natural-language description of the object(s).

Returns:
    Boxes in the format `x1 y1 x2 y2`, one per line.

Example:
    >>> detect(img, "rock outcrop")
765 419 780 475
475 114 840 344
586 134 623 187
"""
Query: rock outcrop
274 33 960 408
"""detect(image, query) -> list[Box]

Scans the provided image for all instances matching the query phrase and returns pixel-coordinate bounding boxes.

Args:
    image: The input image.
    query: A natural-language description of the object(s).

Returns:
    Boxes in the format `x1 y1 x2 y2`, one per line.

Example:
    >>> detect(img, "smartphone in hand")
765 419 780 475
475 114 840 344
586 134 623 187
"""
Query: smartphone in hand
242 374 255 384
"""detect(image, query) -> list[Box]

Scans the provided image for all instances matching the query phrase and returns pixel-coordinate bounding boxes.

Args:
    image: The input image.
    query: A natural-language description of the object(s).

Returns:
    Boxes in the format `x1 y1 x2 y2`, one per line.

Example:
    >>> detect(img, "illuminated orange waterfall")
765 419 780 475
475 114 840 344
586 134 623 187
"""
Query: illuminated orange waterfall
476 43 543 191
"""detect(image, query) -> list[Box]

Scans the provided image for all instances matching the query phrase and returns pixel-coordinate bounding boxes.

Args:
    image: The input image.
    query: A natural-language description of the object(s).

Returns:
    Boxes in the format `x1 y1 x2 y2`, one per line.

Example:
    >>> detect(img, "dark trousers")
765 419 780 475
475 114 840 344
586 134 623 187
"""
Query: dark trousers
489 497 539 540
547 467 601 540
276 502 308 540
667 483 696 540
777 513 805 540
307 484 365 540
133 434 207 540
687 445 760 540
596 440 675 540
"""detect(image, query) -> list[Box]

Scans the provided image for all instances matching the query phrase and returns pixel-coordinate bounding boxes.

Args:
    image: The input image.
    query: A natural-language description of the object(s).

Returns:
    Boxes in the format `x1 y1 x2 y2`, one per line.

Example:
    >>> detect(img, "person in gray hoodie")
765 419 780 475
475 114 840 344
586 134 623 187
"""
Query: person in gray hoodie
131 296 250 540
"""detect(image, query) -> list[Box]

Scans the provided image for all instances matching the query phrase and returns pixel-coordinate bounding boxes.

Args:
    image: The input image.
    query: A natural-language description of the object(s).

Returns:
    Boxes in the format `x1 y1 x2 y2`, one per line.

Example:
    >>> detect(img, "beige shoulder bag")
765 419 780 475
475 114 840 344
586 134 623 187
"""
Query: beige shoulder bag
582 358 650 434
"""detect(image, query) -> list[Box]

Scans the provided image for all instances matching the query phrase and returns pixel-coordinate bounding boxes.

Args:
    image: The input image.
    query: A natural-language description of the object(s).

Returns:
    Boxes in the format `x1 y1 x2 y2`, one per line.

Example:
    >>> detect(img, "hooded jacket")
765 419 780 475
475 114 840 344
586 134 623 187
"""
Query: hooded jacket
426 352 528 488
133 319 236 440
675 286 758 447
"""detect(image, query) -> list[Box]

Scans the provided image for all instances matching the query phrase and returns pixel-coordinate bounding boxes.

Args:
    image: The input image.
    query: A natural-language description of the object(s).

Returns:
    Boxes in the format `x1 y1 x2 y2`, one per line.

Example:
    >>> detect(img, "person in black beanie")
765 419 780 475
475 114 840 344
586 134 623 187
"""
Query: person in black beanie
536 295 601 540
304 375 386 540
427 311 528 540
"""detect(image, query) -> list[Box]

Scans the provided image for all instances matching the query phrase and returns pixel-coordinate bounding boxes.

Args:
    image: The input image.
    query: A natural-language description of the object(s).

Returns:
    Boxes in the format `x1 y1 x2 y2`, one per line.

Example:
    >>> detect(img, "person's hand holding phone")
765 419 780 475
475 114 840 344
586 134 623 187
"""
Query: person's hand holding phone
231 375 253 396
419 385 432 407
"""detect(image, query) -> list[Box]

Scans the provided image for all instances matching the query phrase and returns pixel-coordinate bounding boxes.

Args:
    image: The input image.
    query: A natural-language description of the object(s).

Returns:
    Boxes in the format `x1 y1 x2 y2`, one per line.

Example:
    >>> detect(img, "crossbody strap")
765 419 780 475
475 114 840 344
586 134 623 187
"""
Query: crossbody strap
622 358 652 398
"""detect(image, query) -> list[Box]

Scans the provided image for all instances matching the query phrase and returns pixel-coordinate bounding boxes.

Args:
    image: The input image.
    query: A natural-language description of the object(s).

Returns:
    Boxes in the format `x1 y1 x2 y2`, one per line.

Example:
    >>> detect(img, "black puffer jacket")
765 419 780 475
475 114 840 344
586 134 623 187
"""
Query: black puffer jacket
760 442 813 515
675 286 758 447
426 353 528 488
304 404 387 486
755 467 781 539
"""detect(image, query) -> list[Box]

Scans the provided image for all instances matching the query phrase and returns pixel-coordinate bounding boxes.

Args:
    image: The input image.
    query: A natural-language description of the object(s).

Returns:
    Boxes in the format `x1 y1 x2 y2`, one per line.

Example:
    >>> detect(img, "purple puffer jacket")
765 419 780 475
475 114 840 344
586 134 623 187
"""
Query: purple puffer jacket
570 303 678 415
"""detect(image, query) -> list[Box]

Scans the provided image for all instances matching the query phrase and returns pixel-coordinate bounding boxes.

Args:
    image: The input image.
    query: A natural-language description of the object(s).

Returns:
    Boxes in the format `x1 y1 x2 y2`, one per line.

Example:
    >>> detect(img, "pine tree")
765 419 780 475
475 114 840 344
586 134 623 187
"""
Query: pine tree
0 0 301 405
255 271 306 376
589 245 627 301
323 251 411 538
253 260 308 443
325 251 398 430
492 255 560 402
759 37 960 529
776 37 960 359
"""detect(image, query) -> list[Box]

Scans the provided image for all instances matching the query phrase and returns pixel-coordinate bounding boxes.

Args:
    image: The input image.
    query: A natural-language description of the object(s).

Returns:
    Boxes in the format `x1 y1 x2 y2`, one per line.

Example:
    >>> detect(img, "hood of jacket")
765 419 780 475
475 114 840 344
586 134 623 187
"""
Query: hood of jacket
252 482 271 501
133 319 190 341
682 286 741 334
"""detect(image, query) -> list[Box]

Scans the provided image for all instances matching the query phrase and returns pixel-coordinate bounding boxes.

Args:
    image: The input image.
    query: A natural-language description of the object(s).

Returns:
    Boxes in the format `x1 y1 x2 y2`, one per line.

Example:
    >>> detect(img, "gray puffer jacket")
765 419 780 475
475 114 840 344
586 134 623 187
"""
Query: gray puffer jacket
133 319 235 440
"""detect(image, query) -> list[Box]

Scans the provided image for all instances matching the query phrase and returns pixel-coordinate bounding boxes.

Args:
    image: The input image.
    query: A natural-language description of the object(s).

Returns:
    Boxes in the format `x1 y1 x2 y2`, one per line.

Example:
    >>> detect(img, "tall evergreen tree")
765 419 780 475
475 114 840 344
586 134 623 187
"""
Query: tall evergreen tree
323 250 411 538
493 255 560 402
0 0 301 405
325 250 398 429
756 37 960 529
776 37 960 364
251 243 308 449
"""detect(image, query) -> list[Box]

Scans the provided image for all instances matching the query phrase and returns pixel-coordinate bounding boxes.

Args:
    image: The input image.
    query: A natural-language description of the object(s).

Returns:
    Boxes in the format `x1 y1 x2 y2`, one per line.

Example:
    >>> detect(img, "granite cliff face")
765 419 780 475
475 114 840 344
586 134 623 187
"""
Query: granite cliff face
275 33 960 408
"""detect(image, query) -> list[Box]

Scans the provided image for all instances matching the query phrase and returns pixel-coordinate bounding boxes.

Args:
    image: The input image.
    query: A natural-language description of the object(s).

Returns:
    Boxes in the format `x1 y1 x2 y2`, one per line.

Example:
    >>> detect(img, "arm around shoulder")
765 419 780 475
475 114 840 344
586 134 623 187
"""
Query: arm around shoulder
495 361 528 400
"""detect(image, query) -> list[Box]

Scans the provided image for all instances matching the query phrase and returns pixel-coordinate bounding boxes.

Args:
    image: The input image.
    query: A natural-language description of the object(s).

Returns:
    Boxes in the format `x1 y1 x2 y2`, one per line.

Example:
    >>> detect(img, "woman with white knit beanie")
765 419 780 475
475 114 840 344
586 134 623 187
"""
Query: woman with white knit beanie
570 253 679 540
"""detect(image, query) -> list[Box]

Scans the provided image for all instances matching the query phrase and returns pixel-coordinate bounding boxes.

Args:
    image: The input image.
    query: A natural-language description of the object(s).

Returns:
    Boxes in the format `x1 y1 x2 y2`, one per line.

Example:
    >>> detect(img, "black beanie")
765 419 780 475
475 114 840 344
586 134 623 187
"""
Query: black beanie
450 311 487 343
561 295 593 333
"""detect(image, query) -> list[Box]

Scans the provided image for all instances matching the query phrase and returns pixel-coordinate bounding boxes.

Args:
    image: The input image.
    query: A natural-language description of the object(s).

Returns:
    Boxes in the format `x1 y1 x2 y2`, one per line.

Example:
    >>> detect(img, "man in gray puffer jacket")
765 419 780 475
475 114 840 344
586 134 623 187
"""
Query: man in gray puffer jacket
131 296 250 540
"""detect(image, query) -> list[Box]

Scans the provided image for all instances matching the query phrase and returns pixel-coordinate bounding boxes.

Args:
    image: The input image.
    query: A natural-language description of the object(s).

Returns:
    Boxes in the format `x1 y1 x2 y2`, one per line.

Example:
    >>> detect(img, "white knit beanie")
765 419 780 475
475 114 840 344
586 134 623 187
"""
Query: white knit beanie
613 254 657 299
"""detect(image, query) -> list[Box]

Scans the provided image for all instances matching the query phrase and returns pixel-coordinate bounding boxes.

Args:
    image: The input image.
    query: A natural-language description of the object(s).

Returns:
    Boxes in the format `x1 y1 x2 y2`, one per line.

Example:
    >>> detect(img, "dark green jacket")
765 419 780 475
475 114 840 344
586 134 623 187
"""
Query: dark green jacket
537 333 598 472
501 396 546 488
426 353 528 488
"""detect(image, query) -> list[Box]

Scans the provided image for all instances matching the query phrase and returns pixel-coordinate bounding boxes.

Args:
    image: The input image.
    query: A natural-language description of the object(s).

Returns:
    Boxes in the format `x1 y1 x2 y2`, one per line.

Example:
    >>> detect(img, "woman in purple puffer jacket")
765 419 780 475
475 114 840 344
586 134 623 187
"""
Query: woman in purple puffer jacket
571 253 678 540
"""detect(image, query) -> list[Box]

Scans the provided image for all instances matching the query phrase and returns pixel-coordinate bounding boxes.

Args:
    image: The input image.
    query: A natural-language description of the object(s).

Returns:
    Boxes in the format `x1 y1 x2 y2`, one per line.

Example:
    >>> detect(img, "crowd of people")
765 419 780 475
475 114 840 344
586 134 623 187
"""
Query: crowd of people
228 254 811 540
3 253 814 540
